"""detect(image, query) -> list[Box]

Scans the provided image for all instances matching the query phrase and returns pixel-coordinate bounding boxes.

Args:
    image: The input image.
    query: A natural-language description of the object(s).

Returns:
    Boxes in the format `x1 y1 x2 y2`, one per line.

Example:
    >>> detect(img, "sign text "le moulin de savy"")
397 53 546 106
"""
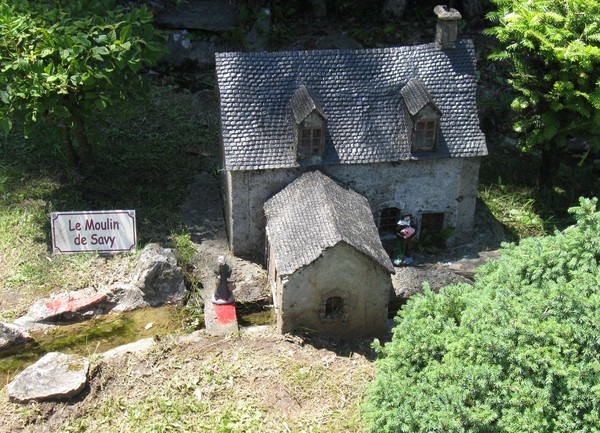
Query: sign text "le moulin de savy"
51 210 137 253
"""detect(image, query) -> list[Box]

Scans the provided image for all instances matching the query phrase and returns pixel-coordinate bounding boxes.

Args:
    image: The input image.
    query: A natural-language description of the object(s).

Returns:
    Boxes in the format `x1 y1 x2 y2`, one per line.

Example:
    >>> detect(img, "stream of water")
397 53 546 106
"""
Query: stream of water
1 305 274 386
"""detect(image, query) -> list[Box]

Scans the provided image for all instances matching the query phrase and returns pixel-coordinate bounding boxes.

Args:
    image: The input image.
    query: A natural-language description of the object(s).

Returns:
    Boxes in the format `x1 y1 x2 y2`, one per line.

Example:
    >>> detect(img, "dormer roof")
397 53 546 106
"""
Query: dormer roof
216 39 487 171
291 85 327 124
401 77 441 117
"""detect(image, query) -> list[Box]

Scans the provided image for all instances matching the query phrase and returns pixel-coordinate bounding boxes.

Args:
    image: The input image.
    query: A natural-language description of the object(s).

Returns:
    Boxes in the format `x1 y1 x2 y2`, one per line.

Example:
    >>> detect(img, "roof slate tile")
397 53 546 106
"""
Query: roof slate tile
216 40 486 171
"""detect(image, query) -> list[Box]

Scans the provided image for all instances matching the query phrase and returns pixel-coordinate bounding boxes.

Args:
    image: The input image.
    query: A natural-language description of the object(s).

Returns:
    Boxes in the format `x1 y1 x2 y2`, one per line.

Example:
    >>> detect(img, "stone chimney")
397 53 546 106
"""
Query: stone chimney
434 5 462 49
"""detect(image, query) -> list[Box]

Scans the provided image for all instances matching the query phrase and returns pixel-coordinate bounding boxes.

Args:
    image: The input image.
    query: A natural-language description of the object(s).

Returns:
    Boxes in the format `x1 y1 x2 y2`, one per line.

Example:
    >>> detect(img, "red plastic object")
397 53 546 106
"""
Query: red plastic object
213 303 237 325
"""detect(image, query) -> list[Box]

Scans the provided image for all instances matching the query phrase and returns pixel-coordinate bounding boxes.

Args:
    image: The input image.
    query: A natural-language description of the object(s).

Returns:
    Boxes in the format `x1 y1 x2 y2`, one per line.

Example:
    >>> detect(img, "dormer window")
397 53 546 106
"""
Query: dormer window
414 119 438 151
300 124 323 157
298 113 325 159
401 78 441 152
291 85 327 161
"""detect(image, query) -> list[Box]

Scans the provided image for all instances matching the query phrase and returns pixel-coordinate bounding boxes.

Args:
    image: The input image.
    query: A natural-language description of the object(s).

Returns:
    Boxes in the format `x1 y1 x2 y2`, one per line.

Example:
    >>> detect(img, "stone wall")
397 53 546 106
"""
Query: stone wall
274 242 390 337
223 157 481 259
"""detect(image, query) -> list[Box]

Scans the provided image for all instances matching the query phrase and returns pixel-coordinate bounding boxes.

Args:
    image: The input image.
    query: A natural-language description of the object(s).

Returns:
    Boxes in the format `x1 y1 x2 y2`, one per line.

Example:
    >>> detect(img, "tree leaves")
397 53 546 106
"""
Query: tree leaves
485 0 600 181
364 198 600 433
0 0 166 169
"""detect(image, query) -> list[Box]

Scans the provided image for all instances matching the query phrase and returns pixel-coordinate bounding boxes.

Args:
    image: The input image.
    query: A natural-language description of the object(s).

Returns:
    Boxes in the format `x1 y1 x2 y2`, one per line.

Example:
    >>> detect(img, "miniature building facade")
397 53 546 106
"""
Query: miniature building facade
264 171 393 337
215 35 487 259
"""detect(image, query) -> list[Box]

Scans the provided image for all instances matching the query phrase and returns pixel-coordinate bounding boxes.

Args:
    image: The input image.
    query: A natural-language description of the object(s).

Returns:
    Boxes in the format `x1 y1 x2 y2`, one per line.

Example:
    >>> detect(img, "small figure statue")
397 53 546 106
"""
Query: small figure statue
393 215 416 266
213 256 235 304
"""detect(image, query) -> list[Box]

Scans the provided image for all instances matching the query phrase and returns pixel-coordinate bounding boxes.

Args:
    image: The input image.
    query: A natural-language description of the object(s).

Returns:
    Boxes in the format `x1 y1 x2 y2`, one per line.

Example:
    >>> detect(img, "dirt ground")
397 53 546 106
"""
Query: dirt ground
0 330 377 432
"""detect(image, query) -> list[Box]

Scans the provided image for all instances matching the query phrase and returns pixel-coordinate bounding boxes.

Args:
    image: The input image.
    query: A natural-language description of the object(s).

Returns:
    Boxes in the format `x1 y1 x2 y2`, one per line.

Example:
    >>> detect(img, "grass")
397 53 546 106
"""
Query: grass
0 81 217 316
477 134 599 241
48 335 373 433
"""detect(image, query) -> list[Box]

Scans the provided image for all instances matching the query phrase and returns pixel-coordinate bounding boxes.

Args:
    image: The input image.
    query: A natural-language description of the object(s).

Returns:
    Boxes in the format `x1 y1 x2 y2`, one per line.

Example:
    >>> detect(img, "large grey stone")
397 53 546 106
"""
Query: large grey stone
7 352 89 403
101 338 155 359
161 31 217 69
17 287 111 326
0 322 32 352
154 0 238 31
132 243 188 307
382 0 407 18
106 283 148 312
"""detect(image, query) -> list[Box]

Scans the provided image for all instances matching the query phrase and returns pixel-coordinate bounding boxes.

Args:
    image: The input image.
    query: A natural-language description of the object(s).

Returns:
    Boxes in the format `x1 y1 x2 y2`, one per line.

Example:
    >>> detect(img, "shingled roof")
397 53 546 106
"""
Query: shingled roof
401 77 440 116
264 171 395 277
216 39 487 171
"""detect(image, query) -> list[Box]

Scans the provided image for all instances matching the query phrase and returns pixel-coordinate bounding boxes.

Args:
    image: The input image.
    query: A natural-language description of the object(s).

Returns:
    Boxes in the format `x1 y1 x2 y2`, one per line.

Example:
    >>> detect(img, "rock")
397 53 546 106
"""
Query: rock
154 0 238 31
7 352 89 403
315 34 363 50
161 30 217 69
382 0 407 18
101 338 155 359
108 283 149 312
19 288 111 325
0 322 32 352
391 264 472 303
132 243 188 307
204 301 238 336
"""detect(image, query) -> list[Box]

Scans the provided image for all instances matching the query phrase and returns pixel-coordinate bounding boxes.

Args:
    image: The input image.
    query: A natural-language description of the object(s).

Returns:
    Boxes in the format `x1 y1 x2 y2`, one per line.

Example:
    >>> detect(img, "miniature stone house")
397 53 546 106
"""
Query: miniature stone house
264 171 394 337
215 7 487 260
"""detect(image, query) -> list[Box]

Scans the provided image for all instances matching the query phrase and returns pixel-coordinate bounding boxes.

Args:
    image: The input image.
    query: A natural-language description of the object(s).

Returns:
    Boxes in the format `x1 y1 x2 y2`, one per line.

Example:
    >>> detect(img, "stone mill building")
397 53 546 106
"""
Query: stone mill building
215 6 487 336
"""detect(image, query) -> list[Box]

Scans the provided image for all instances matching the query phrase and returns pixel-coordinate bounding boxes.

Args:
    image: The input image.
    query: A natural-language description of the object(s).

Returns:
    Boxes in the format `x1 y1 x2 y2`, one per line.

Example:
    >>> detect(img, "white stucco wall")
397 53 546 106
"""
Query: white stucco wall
224 157 481 258
272 242 390 337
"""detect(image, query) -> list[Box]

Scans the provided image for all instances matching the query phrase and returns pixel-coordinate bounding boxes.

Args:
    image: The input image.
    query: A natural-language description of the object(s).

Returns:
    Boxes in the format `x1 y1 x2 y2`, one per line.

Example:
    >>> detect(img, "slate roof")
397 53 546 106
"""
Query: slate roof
291 85 327 124
401 77 440 116
264 171 395 276
216 39 487 171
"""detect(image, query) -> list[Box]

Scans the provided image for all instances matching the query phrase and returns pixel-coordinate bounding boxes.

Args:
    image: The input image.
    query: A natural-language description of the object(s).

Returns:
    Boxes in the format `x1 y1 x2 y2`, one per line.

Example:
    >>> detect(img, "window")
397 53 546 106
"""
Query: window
291 86 327 162
379 207 401 235
414 119 437 151
420 212 446 248
300 127 323 158
324 296 345 321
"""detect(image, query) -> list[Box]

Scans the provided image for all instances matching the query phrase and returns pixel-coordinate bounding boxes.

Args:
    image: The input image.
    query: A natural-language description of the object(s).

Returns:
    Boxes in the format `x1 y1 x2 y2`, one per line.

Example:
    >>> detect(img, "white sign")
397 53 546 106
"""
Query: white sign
51 210 137 253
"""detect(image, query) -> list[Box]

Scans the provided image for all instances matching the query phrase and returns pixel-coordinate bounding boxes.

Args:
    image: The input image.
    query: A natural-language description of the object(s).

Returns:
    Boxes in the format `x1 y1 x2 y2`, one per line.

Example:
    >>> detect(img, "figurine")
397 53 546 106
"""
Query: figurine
213 256 235 304
393 215 416 266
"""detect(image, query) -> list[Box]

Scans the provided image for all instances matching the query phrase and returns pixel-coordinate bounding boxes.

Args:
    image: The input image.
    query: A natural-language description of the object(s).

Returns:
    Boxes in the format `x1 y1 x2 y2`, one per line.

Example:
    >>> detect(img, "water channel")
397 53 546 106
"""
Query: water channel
1 305 274 386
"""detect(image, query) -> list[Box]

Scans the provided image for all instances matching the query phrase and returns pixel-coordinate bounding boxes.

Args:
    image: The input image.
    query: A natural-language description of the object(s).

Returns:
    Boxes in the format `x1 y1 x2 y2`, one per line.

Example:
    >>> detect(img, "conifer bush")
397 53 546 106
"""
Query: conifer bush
364 197 600 432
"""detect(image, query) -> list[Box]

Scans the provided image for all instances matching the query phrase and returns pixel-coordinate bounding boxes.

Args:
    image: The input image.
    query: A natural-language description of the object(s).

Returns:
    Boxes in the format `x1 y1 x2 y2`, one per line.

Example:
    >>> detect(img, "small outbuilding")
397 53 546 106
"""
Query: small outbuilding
264 171 394 337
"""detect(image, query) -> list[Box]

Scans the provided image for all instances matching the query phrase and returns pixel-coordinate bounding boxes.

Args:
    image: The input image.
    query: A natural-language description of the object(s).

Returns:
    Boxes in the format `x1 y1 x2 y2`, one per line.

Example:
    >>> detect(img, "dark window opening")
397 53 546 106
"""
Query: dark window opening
420 213 446 248
325 296 344 320
300 127 323 158
414 120 437 151
379 207 401 235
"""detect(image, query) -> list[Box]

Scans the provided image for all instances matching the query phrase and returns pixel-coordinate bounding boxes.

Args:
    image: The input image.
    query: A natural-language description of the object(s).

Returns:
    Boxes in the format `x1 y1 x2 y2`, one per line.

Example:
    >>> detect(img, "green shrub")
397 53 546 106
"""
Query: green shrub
364 197 600 432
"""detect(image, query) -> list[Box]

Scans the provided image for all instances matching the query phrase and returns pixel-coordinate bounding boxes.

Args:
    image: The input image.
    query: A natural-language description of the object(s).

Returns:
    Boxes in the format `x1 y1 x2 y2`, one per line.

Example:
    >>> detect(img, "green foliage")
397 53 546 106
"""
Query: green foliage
0 0 165 168
0 85 211 309
364 197 600 432
485 0 600 183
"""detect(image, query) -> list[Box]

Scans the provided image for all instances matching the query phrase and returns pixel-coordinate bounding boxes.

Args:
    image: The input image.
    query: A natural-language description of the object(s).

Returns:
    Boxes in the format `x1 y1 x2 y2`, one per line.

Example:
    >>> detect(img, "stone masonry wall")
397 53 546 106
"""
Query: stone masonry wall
277 242 390 337
224 157 481 258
